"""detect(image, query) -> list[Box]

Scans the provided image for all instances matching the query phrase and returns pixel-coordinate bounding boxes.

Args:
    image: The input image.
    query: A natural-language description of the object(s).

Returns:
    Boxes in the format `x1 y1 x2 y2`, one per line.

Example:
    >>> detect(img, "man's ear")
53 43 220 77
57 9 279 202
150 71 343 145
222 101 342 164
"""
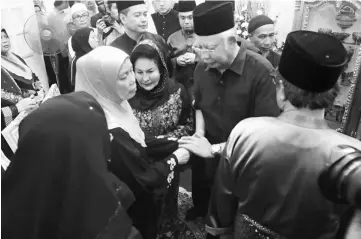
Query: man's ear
119 13 127 25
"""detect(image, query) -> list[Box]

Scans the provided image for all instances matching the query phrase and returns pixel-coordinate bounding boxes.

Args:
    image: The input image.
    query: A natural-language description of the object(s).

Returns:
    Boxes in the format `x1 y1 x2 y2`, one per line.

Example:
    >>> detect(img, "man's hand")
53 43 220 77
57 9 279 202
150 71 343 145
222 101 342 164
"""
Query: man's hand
184 52 196 64
178 134 213 158
176 55 187 66
96 19 107 34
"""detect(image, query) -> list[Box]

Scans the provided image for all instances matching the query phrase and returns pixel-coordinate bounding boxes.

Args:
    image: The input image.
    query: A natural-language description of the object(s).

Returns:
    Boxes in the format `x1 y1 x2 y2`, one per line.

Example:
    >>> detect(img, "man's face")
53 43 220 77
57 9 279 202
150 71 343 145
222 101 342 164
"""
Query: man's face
153 0 173 14
179 11 193 31
249 24 275 54
85 0 96 11
72 10 90 28
121 5 148 34
193 34 230 70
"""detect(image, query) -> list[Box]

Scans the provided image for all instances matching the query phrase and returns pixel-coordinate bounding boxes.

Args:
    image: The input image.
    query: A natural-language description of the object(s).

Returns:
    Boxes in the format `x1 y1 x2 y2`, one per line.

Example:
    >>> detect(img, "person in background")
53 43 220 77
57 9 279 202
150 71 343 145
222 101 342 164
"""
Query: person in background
205 31 361 239
2 92 142 239
70 28 99 91
102 0 124 45
1 28 41 159
68 3 104 60
167 0 197 100
111 1 168 56
85 0 98 17
75 46 191 239
152 0 180 41
90 0 104 27
34 4 42 14
248 15 280 68
129 39 193 237
178 2 279 221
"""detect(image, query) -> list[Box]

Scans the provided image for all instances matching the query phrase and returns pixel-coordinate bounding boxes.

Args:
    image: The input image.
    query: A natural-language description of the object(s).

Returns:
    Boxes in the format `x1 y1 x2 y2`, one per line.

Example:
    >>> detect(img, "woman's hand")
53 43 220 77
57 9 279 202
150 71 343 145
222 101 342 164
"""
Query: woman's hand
173 148 191 165
16 96 38 112
178 134 213 158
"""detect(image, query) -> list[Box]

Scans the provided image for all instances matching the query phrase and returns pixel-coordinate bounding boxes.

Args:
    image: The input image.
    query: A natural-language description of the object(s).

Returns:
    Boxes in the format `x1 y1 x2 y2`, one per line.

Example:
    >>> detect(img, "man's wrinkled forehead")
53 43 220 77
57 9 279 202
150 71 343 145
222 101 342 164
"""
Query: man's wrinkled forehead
128 4 148 14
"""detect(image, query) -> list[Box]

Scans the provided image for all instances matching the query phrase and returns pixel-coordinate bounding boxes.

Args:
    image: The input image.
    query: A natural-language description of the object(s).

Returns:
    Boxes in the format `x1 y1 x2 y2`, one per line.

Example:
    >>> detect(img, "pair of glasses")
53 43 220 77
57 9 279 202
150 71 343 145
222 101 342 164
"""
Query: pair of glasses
73 12 89 21
192 45 218 54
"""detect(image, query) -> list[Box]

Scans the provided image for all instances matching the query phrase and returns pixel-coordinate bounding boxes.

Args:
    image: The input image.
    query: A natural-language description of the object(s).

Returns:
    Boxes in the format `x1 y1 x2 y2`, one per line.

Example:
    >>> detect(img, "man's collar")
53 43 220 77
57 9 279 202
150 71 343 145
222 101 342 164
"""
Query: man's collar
158 9 173 16
228 44 246 75
278 110 329 130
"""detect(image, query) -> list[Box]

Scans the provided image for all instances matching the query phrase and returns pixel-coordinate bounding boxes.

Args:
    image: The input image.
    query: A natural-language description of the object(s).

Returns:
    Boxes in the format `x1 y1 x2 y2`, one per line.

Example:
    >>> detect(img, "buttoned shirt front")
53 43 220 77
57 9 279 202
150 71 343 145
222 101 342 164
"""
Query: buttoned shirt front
151 10 181 41
193 44 280 144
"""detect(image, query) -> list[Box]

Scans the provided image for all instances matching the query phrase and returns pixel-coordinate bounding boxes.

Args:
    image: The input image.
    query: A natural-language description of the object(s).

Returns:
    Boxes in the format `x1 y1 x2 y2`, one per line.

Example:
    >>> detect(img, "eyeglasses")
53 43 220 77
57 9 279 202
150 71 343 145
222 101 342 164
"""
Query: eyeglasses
192 45 219 55
73 12 89 21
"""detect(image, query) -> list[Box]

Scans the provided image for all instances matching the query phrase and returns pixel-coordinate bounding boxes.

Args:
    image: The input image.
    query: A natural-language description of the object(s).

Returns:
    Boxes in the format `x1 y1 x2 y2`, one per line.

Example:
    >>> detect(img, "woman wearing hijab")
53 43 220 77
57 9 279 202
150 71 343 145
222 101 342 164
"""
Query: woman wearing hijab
129 39 193 139
75 46 190 239
2 92 142 239
70 27 99 91
1 28 41 158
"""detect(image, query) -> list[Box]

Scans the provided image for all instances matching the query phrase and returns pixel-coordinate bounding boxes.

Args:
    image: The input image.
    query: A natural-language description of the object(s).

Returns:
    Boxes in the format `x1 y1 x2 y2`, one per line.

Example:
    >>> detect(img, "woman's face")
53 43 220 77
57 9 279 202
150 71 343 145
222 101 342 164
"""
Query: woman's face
116 59 137 101
88 30 99 49
1 32 11 54
134 57 161 91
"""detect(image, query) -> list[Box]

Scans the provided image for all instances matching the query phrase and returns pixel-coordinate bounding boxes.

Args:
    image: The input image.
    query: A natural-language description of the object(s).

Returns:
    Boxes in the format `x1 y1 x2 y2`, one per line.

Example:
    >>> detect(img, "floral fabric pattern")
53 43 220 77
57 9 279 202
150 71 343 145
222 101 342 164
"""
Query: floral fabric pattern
133 88 193 139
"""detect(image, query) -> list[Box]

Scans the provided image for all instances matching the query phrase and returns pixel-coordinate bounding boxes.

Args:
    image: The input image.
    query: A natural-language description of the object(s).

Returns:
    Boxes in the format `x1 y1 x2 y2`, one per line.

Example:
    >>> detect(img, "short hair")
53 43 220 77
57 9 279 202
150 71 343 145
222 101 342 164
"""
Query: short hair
276 71 339 110
69 1 76 8
54 1 63 7
130 42 173 78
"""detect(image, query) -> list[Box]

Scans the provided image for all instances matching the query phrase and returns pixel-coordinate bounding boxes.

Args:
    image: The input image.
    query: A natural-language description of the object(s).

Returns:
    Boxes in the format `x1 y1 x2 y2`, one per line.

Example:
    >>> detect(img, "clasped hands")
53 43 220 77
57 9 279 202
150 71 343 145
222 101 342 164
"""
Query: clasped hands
178 133 213 159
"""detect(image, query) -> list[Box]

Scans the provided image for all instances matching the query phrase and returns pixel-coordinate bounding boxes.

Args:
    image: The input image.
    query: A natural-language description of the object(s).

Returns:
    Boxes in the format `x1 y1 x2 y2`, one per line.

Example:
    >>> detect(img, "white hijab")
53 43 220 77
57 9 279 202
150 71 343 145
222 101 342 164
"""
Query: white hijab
75 46 146 147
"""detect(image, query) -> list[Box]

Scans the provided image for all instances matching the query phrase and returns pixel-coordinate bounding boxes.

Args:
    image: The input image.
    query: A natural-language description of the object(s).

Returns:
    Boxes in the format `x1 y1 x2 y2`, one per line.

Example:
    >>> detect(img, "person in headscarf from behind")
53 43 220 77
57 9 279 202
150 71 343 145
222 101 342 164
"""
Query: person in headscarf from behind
75 46 191 239
129 39 193 139
2 91 142 239
70 27 99 91
1 28 41 159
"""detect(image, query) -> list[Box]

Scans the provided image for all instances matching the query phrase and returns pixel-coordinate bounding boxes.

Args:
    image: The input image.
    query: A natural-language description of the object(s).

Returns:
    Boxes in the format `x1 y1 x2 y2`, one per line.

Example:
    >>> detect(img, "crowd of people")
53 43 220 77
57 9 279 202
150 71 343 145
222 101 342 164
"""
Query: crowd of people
1 1 361 239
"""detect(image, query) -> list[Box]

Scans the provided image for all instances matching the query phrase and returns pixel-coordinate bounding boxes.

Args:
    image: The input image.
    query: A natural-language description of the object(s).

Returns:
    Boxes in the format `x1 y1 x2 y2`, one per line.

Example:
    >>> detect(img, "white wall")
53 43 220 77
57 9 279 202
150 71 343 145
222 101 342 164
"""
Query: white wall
1 0 49 90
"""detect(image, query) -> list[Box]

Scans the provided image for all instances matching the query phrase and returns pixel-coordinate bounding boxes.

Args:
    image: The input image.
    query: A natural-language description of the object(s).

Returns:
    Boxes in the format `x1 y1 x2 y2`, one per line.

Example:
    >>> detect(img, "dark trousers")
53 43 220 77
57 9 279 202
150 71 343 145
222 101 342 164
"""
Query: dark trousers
191 154 220 216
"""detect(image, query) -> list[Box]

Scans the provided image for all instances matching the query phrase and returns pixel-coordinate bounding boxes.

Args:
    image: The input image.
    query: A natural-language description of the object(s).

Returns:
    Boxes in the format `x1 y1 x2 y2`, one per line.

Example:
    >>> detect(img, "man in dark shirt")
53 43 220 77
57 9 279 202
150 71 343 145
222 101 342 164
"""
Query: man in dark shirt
111 1 168 55
248 15 281 68
167 0 197 99
151 0 181 41
178 1 279 220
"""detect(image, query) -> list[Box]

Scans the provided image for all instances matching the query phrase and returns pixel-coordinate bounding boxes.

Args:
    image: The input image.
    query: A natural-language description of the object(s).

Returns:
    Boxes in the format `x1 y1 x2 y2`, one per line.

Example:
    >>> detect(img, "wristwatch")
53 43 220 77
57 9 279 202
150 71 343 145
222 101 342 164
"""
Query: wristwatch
210 144 221 157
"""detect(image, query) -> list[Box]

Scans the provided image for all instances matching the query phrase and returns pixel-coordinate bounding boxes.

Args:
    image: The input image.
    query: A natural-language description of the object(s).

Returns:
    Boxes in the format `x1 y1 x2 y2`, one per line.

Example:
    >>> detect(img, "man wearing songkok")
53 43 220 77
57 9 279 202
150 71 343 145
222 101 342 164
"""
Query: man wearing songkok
248 14 280 68
178 1 279 221
152 0 181 41
111 1 168 55
205 30 361 239
167 0 197 99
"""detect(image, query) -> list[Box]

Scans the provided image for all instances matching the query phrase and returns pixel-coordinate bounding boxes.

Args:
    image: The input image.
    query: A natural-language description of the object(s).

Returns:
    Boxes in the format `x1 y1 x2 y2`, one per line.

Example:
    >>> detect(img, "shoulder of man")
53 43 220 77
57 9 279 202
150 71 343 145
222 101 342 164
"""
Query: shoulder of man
167 30 181 44
245 49 274 73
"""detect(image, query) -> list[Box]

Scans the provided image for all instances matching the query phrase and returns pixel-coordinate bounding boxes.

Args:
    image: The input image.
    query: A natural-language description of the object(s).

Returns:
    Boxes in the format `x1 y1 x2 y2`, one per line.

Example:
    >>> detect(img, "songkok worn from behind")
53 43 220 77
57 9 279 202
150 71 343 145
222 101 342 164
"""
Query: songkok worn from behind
279 31 347 93
116 1 145 12
248 15 274 33
178 0 196 13
193 2 234 36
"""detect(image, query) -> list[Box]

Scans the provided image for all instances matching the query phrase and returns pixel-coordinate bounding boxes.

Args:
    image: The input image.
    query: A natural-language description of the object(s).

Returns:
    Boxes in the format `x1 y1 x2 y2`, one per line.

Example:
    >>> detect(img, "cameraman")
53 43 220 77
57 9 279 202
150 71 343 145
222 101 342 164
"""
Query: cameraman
319 145 361 239
91 1 124 45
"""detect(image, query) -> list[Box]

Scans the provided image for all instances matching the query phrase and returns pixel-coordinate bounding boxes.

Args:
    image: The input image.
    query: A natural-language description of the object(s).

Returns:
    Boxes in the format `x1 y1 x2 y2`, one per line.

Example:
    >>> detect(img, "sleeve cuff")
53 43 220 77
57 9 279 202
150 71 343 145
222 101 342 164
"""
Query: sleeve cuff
205 224 232 236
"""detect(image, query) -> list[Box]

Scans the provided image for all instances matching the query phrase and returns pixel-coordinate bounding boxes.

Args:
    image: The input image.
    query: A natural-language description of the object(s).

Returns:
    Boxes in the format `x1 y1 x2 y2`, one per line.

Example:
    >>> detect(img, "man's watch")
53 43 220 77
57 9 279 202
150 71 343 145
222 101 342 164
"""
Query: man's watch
210 144 221 157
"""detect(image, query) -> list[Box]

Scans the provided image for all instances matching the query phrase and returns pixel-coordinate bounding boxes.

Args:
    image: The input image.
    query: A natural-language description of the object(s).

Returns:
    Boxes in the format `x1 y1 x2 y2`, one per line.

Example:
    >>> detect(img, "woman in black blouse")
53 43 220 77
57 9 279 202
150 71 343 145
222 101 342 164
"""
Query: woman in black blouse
75 46 190 239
